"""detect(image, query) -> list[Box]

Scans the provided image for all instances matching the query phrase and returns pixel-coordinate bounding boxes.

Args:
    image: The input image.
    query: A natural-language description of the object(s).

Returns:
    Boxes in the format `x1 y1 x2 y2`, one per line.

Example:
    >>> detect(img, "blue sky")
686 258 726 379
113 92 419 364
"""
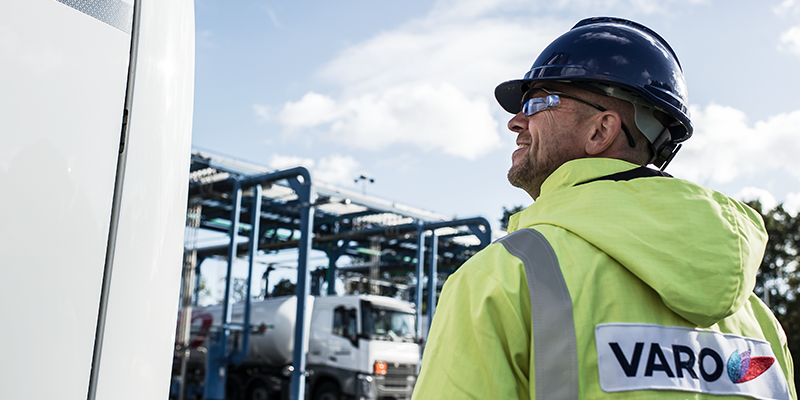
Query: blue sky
192 0 800 227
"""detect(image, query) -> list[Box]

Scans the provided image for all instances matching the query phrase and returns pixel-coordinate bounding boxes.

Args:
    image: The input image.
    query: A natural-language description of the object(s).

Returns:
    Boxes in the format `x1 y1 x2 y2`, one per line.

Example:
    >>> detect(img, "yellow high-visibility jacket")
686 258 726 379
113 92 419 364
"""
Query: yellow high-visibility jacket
412 158 795 400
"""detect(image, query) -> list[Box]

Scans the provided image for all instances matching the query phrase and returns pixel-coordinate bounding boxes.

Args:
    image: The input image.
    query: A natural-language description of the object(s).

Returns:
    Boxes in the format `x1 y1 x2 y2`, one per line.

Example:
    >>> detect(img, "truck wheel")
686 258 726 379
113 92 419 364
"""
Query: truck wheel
312 381 340 400
246 378 272 400
226 374 244 400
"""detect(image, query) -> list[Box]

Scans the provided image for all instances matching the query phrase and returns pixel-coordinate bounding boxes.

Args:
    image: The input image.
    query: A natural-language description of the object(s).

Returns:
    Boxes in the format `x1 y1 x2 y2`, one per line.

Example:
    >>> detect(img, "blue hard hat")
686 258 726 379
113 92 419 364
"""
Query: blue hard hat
495 17 692 168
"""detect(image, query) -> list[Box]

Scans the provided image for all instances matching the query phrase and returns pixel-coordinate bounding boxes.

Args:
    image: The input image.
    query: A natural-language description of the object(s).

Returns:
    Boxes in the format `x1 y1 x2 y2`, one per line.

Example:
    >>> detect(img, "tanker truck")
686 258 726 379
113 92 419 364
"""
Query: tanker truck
177 294 420 400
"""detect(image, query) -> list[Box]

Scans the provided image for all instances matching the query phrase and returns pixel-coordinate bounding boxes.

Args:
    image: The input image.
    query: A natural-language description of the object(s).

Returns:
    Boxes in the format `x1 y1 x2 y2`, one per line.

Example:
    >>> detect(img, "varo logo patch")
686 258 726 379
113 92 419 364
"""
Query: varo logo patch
595 324 790 400
608 342 775 383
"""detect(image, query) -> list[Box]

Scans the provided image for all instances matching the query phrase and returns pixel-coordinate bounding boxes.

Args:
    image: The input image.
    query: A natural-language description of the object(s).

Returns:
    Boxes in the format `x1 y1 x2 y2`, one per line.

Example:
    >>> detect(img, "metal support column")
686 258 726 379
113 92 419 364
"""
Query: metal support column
326 255 338 296
325 241 350 296
426 230 438 337
203 180 242 400
230 184 262 365
192 261 202 307
414 221 425 342
177 200 201 400
286 172 315 400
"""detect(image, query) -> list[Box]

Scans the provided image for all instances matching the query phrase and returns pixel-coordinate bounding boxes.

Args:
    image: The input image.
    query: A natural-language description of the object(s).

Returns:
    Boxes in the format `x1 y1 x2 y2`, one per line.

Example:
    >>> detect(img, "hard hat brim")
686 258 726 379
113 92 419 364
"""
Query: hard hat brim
494 79 528 115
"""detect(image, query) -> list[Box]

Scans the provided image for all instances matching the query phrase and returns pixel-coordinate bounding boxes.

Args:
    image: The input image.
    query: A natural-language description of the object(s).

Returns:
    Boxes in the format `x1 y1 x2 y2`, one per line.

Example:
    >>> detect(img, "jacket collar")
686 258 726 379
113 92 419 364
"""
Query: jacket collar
507 158 640 233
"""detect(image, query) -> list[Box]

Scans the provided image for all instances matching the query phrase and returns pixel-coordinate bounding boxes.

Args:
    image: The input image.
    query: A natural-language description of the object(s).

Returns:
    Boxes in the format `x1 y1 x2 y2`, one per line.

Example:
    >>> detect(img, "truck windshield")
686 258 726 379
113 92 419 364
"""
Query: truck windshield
361 301 417 343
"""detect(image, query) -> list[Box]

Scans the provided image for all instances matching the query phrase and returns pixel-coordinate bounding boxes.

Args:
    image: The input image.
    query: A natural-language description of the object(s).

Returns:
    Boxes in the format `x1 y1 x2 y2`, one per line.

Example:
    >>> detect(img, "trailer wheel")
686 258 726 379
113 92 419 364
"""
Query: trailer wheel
312 381 340 400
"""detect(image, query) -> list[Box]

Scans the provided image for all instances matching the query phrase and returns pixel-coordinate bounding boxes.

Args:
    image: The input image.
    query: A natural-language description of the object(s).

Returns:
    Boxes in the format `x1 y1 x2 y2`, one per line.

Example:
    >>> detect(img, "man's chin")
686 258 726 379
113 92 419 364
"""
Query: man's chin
508 164 542 199
507 167 528 189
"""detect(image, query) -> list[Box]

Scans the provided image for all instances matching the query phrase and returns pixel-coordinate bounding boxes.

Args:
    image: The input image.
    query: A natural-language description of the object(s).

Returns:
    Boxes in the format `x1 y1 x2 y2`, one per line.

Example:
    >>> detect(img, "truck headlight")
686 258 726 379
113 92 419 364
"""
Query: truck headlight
356 374 374 399
374 361 388 375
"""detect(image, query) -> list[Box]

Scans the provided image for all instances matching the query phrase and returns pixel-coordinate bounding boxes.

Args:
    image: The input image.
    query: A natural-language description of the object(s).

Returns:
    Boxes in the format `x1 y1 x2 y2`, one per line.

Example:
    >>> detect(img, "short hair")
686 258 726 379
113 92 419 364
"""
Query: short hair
567 84 655 165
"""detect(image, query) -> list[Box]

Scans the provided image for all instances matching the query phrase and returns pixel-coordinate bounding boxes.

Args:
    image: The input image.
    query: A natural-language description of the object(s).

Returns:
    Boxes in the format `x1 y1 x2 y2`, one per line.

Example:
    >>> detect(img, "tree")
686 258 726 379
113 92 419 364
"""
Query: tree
499 205 525 231
746 200 800 391
272 278 297 297
232 277 249 303
194 276 213 305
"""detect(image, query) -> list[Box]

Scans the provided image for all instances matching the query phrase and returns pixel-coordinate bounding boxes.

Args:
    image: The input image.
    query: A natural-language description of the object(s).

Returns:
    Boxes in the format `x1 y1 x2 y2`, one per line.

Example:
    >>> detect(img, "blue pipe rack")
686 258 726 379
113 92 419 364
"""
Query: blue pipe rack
182 152 494 400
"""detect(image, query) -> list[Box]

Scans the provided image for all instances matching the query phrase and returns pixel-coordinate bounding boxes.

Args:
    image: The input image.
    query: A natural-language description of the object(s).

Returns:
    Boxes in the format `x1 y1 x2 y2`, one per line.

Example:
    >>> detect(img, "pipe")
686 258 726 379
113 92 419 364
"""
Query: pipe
230 184 262 365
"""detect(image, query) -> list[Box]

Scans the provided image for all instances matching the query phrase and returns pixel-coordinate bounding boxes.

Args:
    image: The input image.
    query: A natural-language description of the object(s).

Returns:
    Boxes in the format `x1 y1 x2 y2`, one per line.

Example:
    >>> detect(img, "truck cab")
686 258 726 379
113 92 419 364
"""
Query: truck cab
307 295 420 400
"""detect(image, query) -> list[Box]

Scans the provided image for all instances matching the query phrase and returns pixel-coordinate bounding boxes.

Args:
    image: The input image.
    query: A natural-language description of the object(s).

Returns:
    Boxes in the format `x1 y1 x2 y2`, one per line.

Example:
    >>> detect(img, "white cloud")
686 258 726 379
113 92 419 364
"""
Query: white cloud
268 153 360 187
428 0 709 20
668 104 800 186
270 0 720 160
269 154 315 171
733 187 778 211
275 15 563 160
785 192 800 216
778 26 800 57
253 104 271 122
278 92 341 127
735 190 800 217
315 154 360 186
279 84 501 160
772 0 800 57
773 0 800 16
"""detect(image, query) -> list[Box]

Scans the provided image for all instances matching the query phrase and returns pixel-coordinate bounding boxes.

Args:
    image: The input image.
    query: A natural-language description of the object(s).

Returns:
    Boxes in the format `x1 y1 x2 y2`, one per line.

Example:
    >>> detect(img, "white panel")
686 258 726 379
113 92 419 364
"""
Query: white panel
93 0 195 398
0 1 132 398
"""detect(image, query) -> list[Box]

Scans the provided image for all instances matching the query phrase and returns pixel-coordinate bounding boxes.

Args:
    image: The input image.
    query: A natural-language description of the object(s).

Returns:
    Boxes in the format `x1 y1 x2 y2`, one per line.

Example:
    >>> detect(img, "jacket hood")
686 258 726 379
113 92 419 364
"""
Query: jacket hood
507 158 767 328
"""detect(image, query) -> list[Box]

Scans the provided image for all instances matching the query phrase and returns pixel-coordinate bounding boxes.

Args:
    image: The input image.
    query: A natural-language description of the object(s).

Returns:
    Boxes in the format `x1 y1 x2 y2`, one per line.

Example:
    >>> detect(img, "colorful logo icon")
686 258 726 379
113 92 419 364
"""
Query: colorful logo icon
727 349 775 383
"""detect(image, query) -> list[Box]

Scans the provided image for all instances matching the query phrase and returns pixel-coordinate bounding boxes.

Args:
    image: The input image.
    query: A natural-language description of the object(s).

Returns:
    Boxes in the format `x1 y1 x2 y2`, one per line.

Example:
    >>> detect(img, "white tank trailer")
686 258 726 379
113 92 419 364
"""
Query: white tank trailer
178 295 421 400
188 296 307 367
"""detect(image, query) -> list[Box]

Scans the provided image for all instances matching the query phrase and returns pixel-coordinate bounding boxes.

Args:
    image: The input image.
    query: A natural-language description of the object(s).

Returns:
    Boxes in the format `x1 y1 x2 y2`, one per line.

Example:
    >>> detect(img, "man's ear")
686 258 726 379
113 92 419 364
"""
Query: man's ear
585 111 622 156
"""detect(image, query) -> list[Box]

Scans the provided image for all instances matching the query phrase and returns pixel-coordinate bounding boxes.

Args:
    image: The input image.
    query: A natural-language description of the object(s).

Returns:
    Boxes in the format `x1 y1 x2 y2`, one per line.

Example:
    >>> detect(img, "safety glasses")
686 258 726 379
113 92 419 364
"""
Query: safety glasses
522 93 562 117
521 87 636 147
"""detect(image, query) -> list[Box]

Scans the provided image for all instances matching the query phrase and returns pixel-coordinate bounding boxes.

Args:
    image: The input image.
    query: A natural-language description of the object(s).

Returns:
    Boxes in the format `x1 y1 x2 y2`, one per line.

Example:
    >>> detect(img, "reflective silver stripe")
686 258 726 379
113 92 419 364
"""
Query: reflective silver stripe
56 0 134 34
498 229 579 399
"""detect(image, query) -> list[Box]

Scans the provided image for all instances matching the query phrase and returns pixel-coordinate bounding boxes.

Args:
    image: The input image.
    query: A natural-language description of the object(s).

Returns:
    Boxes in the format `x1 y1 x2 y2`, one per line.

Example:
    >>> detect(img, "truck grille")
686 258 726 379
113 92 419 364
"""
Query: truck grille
375 363 416 399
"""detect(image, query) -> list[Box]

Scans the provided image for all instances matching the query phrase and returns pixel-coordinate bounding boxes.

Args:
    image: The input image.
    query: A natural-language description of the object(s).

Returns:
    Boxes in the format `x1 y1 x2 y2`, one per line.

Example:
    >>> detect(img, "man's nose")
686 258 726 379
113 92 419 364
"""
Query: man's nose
507 112 527 133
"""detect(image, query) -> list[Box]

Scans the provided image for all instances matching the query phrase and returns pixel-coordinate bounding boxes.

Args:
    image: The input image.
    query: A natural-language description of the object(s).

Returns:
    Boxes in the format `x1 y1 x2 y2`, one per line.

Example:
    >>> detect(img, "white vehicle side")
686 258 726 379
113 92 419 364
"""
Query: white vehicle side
0 0 194 399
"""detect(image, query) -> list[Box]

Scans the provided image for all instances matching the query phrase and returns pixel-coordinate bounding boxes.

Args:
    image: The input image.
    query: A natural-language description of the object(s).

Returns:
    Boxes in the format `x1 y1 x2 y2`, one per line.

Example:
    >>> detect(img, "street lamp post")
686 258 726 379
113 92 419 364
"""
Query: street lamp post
354 174 374 195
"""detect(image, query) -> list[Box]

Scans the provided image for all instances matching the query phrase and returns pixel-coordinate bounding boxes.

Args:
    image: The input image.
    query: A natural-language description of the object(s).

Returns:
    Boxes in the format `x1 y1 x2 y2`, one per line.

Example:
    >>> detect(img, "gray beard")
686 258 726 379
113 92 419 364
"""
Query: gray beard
507 148 569 199
507 159 534 189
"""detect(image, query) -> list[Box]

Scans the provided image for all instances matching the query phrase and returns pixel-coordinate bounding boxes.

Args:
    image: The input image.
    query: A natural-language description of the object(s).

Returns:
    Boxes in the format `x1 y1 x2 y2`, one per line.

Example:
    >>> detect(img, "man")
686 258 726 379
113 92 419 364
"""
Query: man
411 17 796 399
